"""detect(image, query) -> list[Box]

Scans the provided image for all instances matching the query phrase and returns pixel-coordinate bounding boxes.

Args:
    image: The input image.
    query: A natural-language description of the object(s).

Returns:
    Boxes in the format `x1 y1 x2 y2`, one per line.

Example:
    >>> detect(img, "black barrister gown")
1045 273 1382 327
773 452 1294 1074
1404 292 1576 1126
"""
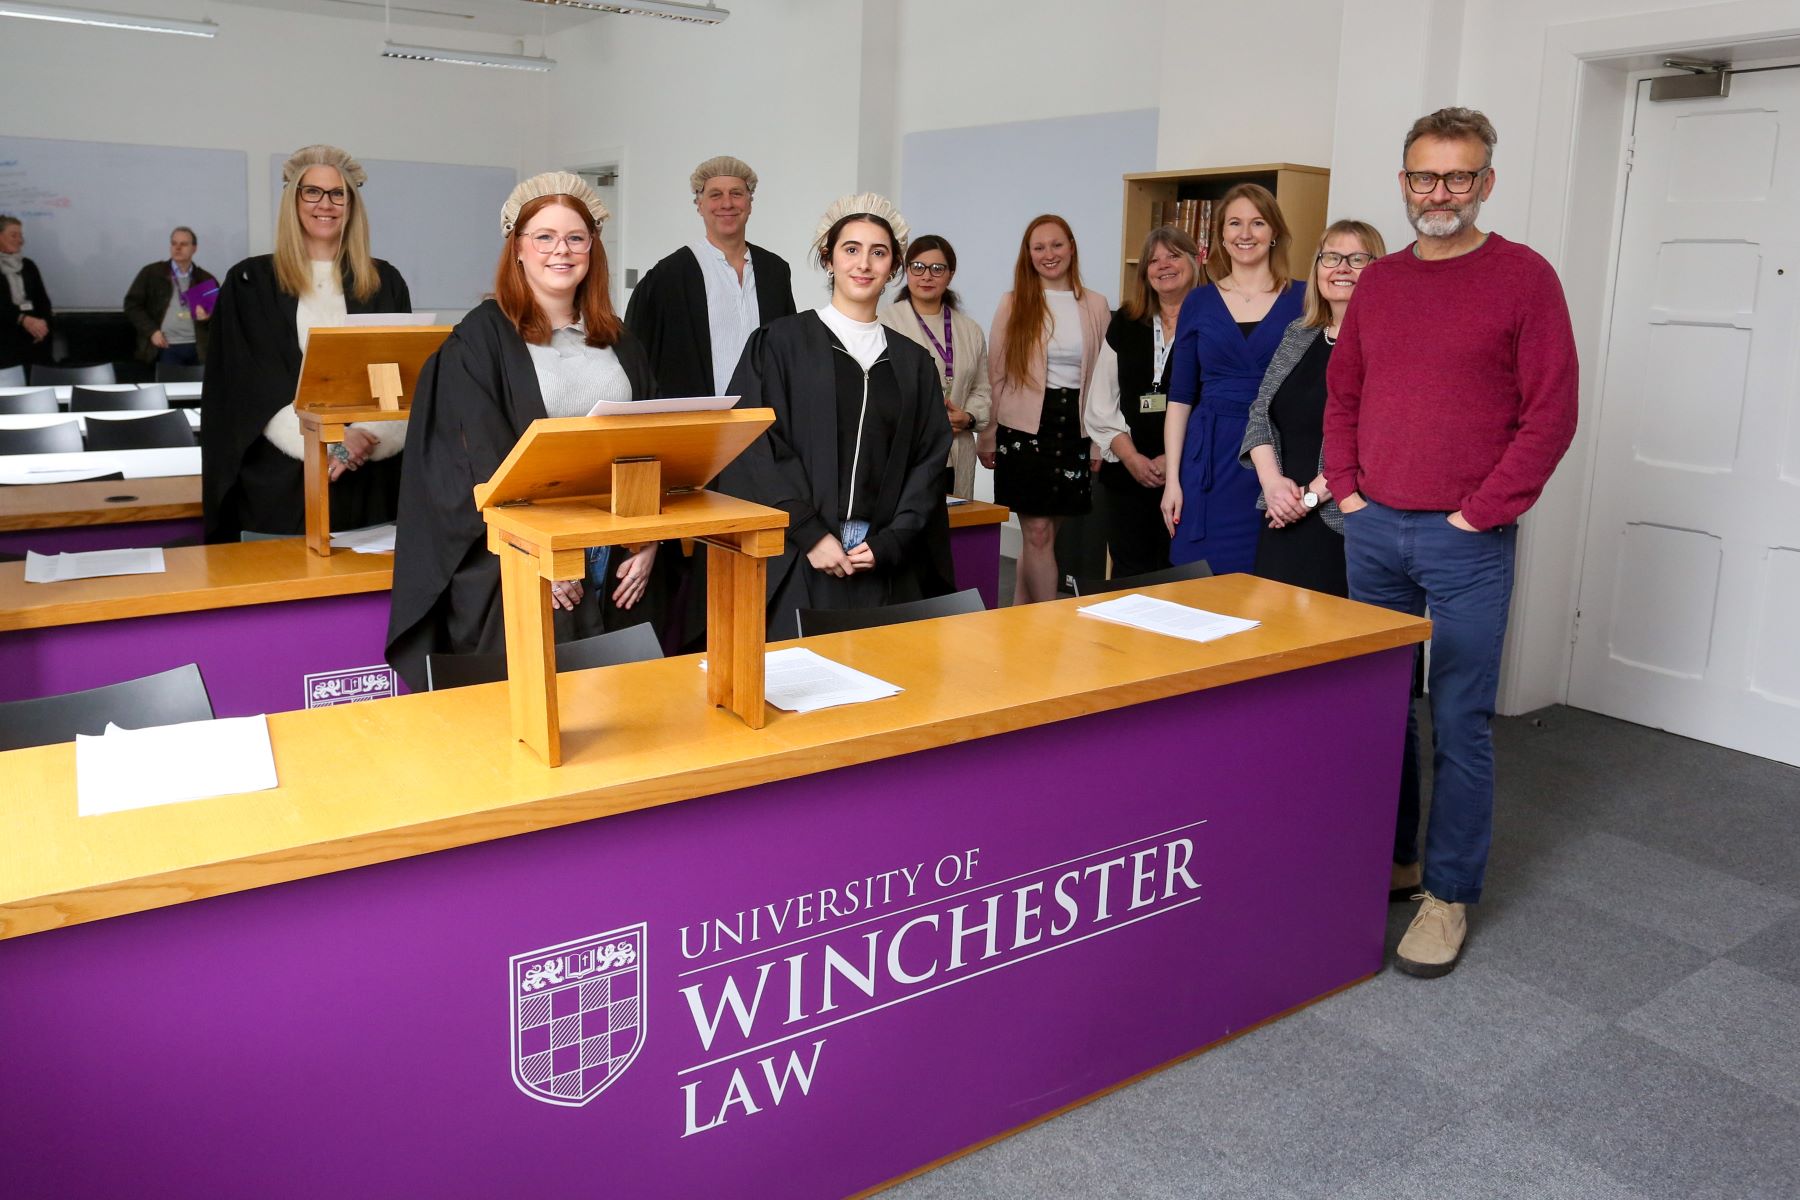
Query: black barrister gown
201 255 412 542
719 312 955 641
384 301 656 692
623 243 796 399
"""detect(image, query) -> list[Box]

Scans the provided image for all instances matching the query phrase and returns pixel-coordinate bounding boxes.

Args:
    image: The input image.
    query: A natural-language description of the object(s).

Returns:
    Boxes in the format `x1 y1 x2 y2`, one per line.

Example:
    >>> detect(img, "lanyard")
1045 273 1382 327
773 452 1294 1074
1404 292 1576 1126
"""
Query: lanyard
1152 314 1171 389
171 261 193 315
912 303 954 384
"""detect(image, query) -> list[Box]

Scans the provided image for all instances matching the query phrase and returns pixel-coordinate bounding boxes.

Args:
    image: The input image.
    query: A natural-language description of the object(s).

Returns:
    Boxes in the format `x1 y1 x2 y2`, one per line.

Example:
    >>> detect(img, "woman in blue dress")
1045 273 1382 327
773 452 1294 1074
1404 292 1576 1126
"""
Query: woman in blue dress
1160 183 1304 575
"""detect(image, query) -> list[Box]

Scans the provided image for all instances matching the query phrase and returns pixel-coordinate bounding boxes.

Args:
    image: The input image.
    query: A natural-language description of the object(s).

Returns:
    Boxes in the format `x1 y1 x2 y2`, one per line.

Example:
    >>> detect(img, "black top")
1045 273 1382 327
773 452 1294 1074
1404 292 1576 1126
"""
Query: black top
1103 309 1169 459
1236 320 1259 338
830 340 903 524
623 243 796 399
384 300 655 690
1267 334 1334 487
0 258 53 371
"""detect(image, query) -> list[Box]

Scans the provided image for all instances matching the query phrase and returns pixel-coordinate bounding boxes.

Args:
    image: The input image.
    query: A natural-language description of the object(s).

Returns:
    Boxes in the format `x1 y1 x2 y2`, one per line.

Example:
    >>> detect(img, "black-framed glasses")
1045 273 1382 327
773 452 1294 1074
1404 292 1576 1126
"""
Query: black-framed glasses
522 232 593 255
1404 168 1489 195
298 185 350 206
907 261 950 278
1317 251 1376 269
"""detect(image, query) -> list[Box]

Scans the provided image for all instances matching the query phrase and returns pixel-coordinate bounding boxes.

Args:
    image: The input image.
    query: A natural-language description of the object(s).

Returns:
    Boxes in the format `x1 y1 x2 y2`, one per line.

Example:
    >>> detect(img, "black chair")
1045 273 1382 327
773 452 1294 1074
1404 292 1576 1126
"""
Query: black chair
0 663 215 752
0 388 60 415
424 622 665 692
30 363 116 386
1071 559 1213 597
83 409 196 451
0 421 84 456
155 363 206 384
795 588 987 638
71 384 168 412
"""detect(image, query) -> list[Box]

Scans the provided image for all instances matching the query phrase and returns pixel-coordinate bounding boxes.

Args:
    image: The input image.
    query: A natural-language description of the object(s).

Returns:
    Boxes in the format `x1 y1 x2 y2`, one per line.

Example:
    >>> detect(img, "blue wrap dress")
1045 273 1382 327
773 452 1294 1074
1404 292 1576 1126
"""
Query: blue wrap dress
1166 282 1304 574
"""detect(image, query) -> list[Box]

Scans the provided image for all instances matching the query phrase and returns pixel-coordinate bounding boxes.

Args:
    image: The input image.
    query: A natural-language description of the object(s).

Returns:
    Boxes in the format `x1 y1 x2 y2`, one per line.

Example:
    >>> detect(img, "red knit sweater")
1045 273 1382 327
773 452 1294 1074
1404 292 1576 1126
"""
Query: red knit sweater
1323 233 1578 531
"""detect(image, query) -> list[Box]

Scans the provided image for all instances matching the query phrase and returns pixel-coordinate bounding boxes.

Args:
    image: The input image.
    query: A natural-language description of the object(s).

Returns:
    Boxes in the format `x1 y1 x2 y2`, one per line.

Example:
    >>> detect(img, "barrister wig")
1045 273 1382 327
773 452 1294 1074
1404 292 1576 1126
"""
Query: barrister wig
501 171 609 238
1121 225 1199 325
998 214 1088 390
811 192 910 266
493 194 622 349
274 144 380 303
689 156 759 197
1301 220 1387 331
1203 183 1292 291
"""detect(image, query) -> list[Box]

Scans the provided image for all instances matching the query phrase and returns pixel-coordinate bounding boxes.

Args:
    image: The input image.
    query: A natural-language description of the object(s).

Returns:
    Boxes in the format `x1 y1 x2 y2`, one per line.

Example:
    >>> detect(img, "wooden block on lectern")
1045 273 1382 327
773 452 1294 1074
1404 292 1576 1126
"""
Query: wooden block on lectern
368 362 404 411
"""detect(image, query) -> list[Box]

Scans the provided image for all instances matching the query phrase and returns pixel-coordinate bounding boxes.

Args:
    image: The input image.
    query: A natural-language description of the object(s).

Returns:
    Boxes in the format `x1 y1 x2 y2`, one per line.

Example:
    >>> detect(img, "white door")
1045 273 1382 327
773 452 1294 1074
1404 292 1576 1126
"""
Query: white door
1569 66 1800 766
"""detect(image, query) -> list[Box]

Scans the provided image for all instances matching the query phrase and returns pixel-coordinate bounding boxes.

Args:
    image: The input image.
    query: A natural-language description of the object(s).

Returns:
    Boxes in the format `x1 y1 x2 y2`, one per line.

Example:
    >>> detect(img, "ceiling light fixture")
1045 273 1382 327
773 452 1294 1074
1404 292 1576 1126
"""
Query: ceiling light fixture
0 0 217 37
382 40 556 70
515 0 727 25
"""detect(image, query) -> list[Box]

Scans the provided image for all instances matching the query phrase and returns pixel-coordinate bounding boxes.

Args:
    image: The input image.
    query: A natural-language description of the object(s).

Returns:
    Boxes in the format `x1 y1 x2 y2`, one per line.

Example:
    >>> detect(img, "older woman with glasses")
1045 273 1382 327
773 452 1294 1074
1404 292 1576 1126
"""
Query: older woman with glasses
202 144 412 542
878 235 990 500
0 215 53 382
1238 219 1387 596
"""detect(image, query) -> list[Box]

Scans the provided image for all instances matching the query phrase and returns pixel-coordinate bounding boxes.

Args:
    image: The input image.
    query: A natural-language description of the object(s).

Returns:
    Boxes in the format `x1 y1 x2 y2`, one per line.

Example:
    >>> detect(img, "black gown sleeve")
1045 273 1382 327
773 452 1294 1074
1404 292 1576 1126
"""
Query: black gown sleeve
724 325 831 554
867 347 953 571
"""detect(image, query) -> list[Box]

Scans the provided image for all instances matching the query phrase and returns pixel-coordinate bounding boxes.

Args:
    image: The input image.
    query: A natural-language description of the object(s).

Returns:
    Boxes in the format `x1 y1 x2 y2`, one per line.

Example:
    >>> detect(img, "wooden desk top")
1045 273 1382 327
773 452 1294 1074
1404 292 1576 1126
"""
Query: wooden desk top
0 575 1428 940
0 538 392 633
947 499 1008 529
0 475 202 532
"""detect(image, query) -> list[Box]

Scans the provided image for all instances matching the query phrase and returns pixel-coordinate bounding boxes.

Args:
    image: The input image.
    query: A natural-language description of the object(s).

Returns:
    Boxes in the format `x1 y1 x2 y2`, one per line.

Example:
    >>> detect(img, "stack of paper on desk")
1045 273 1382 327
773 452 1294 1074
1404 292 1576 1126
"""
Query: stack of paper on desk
702 647 903 713
76 715 280 816
1077 593 1261 644
329 523 397 554
24 547 166 583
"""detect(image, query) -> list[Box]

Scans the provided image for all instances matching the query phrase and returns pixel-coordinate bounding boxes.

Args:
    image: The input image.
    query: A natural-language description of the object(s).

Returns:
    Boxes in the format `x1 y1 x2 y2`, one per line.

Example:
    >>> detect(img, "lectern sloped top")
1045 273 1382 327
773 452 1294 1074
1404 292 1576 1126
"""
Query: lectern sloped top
471 409 776 510
293 326 453 415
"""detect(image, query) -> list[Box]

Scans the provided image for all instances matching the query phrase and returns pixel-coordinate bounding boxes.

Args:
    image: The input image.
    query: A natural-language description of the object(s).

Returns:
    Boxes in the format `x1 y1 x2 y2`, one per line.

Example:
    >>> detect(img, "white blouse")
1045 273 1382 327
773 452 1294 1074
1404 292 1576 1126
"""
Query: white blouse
1044 289 1084 389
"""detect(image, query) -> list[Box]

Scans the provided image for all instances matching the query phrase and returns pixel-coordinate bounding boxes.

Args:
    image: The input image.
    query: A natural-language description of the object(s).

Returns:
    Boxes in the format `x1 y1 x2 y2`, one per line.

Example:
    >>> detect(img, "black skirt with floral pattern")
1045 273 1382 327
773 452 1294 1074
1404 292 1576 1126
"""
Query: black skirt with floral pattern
993 386 1092 517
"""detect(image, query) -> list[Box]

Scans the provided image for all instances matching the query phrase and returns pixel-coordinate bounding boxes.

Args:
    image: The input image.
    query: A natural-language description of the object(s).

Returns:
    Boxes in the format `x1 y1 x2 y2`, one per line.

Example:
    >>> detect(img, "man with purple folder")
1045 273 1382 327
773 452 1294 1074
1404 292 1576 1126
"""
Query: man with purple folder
123 226 218 368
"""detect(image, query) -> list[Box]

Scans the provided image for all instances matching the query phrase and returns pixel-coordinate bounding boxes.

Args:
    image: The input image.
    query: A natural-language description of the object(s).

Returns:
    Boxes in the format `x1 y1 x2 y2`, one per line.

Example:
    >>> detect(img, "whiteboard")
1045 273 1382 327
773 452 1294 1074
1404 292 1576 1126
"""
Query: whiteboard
270 155 517 314
0 136 250 311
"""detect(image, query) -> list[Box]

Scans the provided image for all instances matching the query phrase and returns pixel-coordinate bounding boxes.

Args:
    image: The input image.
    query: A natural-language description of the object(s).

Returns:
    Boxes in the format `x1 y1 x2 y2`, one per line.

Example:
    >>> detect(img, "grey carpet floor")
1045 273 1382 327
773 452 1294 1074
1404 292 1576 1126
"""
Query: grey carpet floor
882 695 1800 1199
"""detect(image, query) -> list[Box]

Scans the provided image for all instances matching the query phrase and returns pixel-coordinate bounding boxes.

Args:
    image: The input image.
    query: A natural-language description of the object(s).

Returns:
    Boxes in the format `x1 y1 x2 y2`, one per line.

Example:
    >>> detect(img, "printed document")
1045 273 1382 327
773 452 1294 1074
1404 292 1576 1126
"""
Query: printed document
1076 593 1261 644
24 547 165 583
76 716 280 816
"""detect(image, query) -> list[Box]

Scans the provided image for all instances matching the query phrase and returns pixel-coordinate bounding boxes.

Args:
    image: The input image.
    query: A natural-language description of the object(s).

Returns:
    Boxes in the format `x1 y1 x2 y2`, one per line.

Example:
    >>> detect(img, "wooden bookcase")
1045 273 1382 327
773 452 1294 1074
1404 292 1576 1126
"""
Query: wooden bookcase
1118 163 1330 297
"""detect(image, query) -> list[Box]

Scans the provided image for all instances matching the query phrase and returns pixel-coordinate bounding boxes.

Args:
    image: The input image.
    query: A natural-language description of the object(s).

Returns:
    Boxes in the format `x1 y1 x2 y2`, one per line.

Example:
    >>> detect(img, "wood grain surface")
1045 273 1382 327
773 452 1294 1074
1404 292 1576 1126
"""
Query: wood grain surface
946 499 1008 529
0 475 201 531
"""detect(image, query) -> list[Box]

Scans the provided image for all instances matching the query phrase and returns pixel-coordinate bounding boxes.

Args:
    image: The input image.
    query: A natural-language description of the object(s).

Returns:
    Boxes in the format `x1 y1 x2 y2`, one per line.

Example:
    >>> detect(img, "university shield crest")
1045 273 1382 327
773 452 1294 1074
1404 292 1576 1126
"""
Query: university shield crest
509 924 646 1107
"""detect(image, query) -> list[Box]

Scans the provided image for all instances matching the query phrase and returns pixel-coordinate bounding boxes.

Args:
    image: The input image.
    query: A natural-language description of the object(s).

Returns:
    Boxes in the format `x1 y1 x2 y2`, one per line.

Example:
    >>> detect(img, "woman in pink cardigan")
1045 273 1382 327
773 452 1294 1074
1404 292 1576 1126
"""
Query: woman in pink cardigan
977 214 1111 604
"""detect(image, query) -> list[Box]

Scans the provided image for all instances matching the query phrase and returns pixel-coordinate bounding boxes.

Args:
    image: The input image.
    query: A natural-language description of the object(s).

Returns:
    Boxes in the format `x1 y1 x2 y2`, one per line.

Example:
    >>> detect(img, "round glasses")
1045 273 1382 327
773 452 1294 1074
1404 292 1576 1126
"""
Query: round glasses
298 185 349 206
1404 168 1489 195
907 261 950 278
1317 251 1377 269
522 232 593 255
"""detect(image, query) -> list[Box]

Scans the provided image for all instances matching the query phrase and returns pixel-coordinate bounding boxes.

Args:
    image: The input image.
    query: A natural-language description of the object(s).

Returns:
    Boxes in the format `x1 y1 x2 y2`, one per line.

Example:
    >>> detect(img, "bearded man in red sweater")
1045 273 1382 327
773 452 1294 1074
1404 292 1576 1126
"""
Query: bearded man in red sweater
1324 107 1578 978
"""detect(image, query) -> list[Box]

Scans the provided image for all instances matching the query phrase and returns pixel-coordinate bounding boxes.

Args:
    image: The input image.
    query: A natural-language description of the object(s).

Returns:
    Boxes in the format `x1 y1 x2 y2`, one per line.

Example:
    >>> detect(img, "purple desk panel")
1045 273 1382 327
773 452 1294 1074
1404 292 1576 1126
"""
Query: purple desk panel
949 519 1002 609
0 647 1411 1199
0 516 204 556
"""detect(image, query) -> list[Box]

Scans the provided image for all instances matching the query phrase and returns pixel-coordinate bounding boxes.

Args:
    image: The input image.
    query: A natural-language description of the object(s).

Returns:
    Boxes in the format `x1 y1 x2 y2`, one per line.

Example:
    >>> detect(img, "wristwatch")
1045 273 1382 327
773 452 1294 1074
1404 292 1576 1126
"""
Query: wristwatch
1302 491 1320 511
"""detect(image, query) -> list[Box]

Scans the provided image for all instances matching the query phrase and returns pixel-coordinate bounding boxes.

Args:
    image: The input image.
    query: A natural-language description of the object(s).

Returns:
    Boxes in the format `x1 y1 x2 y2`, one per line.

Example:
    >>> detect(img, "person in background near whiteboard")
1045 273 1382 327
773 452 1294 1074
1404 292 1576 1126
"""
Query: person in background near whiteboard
202 144 412 542
1324 107 1577 978
387 173 656 691
123 226 217 369
878 234 990 500
1085 225 1199 578
1239 219 1387 597
0 215 53 383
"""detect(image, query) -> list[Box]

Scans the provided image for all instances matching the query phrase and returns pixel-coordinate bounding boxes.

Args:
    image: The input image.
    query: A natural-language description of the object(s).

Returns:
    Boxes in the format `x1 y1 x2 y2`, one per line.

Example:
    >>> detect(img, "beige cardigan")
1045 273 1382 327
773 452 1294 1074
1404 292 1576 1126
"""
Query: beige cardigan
978 286 1111 455
878 298 991 499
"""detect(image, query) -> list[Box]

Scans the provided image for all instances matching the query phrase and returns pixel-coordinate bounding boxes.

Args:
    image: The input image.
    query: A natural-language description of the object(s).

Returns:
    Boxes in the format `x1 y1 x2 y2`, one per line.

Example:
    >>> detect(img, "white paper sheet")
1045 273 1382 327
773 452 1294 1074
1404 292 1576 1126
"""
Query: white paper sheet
329 523 397 554
700 647 903 713
24 547 166 583
76 716 280 816
585 394 739 417
1076 594 1261 644
341 312 439 326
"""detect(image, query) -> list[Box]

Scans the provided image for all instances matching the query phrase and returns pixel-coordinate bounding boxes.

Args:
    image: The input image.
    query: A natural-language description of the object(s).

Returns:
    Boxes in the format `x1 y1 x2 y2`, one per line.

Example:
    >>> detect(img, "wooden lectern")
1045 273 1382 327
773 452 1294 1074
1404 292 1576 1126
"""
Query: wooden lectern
293 326 452 556
474 410 787 766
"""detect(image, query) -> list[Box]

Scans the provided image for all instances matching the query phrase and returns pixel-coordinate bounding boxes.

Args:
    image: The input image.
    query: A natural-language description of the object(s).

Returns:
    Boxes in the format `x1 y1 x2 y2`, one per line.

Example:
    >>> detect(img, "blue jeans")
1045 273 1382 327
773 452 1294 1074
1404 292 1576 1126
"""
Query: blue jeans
158 343 200 367
1343 499 1517 905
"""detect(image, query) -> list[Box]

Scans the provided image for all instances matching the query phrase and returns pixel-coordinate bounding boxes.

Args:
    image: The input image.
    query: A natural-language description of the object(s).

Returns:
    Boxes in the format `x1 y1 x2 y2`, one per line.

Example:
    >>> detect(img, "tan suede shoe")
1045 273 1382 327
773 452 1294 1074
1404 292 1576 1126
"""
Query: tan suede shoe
1395 891 1467 978
1389 860 1422 901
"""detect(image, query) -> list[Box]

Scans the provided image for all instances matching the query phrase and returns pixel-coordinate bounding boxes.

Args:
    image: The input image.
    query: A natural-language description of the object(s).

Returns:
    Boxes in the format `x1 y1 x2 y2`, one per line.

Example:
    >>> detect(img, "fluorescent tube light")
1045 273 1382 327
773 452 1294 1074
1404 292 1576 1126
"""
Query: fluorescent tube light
0 0 217 36
382 40 556 71
516 0 727 24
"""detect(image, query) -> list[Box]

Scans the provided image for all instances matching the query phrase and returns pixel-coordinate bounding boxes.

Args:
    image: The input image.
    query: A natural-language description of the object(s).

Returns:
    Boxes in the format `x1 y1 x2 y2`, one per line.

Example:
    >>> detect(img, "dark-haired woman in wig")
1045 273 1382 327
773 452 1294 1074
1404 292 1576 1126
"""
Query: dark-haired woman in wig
1159 183 1303 575
978 214 1111 604
1085 225 1199 579
878 234 990 500
720 193 954 640
202 144 412 541
386 172 656 690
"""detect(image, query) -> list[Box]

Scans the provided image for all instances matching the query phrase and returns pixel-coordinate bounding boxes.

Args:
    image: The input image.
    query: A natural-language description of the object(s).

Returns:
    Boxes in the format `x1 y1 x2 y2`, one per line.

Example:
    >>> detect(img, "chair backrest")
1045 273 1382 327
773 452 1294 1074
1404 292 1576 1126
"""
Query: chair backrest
154 363 207 383
0 388 60 415
30 363 116 386
795 587 987 638
83 409 196 452
0 420 84 456
1072 559 1213 597
0 663 215 752
71 384 169 412
424 622 667 691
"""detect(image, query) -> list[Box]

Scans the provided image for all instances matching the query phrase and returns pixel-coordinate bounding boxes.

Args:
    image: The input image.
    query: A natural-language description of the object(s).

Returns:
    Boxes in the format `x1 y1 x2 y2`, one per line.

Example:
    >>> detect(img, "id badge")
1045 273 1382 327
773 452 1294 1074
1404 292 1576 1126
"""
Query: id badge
1137 392 1167 415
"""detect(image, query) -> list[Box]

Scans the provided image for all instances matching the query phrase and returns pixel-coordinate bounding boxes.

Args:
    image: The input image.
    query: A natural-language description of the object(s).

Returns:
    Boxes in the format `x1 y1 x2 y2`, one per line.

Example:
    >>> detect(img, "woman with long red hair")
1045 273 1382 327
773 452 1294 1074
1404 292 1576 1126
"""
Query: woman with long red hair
386 172 656 690
978 214 1111 604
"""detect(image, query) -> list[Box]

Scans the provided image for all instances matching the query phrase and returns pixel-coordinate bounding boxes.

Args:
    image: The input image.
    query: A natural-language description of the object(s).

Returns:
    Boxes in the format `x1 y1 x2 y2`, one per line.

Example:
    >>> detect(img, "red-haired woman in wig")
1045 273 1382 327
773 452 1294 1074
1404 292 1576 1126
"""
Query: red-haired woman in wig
386 172 656 690
978 214 1111 604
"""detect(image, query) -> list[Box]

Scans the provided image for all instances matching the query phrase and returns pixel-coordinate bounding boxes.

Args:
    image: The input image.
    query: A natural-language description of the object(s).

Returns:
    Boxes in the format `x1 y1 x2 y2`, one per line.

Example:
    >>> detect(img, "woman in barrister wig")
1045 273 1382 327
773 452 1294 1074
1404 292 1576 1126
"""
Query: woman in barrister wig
385 173 657 691
202 144 413 541
719 193 954 641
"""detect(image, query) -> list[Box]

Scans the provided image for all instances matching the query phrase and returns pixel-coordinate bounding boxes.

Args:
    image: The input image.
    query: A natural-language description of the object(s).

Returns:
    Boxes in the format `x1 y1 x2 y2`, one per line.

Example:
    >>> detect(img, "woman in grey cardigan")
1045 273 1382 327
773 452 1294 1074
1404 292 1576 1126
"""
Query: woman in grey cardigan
1239 220 1386 596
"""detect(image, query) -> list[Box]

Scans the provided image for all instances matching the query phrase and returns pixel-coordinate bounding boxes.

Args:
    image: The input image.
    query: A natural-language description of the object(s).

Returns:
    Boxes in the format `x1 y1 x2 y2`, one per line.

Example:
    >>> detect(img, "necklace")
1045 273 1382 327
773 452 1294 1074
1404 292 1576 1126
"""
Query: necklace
1323 326 1339 346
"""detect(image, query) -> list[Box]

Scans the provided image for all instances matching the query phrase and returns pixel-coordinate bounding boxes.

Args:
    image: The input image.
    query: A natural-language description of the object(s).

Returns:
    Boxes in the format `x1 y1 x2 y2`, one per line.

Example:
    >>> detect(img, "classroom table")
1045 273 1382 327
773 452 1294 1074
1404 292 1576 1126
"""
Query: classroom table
0 475 203 554
945 497 1008 607
0 381 204 406
0 443 201 484
0 576 1429 1200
